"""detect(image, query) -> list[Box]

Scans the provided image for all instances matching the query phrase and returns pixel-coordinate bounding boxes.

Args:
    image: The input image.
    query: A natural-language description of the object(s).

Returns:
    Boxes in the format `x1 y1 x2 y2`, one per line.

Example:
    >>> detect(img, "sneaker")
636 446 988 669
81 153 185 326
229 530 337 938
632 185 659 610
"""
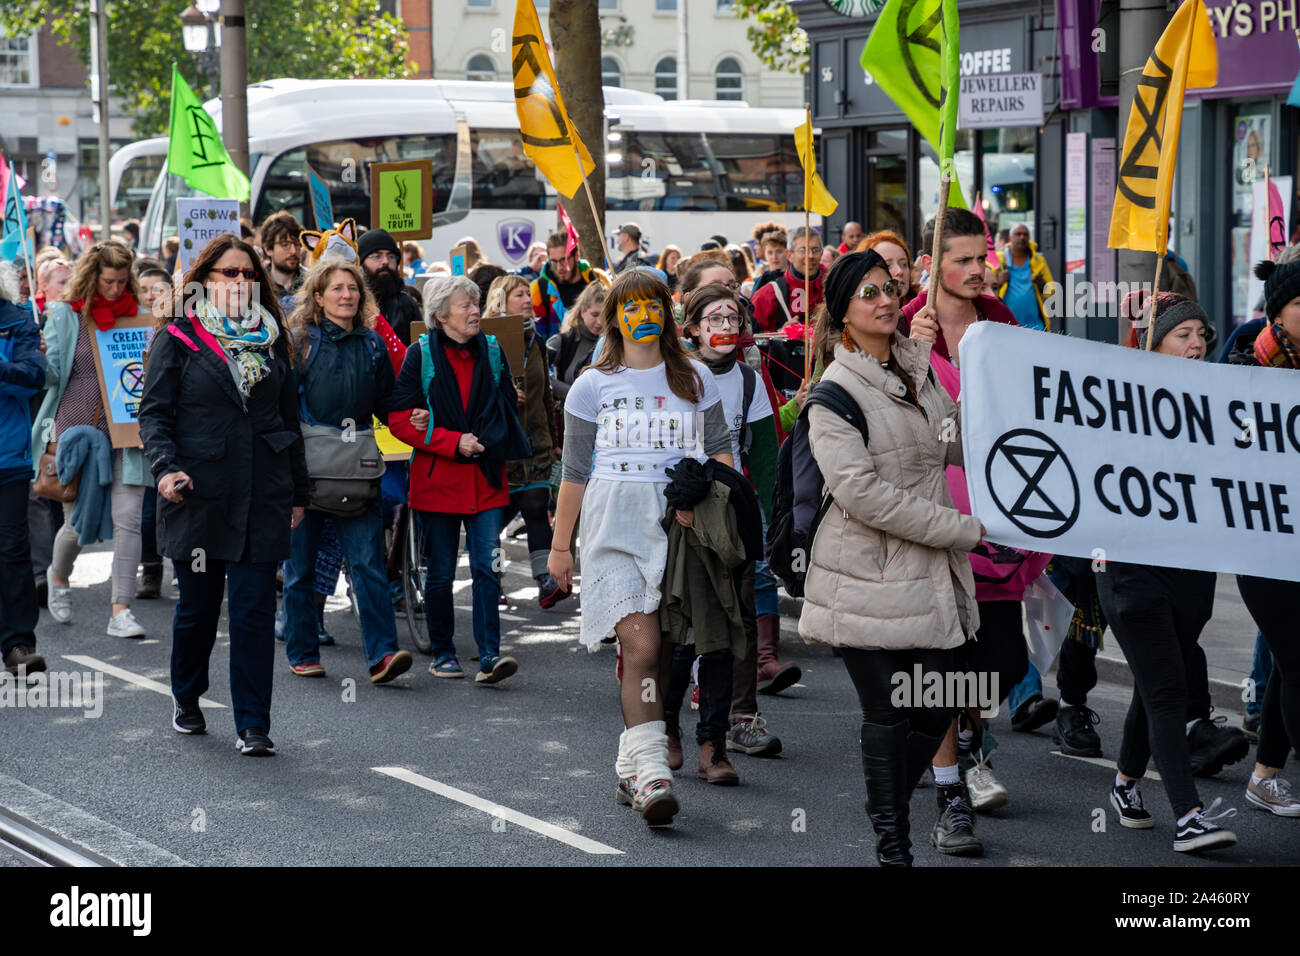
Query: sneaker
172 699 205 735
1109 780 1154 829
537 573 572 610
726 714 783 757
3 645 46 676
1245 775 1300 817
236 727 276 756
135 562 163 599
274 606 286 642
1187 716 1250 778
289 661 326 678
475 654 518 685
1173 798 1238 853
498 593 510 609
616 775 638 807
429 657 464 679
636 778 679 827
1242 712 1261 742
46 569 72 625
370 650 412 685
1011 694 1059 733
106 608 146 639
930 782 983 856
1053 704 1102 757
965 758 1009 812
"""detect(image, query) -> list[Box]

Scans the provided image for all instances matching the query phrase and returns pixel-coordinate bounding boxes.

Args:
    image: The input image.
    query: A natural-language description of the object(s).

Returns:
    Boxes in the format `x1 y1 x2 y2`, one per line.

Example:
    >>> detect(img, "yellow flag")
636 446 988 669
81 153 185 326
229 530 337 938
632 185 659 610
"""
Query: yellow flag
1108 0 1217 252
511 0 595 199
795 112 838 217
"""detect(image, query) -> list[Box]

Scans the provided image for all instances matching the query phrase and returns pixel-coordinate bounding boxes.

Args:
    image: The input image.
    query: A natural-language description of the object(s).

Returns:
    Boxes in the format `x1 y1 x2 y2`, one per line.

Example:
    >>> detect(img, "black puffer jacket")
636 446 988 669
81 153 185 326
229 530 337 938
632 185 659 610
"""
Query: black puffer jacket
295 320 394 428
139 312 308 563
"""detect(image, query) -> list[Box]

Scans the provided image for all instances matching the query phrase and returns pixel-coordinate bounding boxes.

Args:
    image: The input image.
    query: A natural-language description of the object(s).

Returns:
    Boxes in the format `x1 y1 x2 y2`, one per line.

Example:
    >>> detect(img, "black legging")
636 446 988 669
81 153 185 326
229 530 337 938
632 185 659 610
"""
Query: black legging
1238 575 1300 771
840 646 959 737
966 600 1028 714
499 486 553 577
1097 564 1216 819
664 644 733 745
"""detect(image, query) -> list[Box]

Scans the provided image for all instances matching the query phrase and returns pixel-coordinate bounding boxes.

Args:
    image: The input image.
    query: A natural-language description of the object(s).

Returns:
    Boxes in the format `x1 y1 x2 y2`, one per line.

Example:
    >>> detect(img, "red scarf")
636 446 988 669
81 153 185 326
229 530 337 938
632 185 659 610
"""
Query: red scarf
1254 321 1300 370
71 293 140 331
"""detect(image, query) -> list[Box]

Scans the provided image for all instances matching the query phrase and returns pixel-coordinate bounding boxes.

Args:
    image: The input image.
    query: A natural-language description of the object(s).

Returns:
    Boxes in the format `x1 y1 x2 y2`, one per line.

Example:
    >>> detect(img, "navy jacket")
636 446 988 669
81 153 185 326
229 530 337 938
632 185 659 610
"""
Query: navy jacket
296 321 395 429
0 299 46 481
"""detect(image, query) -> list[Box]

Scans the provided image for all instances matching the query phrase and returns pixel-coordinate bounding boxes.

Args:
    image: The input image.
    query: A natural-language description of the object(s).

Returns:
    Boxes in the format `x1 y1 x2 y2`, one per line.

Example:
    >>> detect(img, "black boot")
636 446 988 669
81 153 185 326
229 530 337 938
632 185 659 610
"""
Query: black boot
859 721 912 867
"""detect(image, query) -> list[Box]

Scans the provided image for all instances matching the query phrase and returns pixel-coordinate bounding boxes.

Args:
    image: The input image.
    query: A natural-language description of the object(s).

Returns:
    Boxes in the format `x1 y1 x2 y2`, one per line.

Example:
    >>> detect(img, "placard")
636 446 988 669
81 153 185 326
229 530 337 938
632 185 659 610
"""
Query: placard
1064 132 1087 274
479 313 528 379
305 161 333 230
958 72 1044 130
1248 175 1292 318
374 415 411 461
176 198 240 274
88 316 156 449
409 320 427 345
449 244 468 277
960 321 1299 582
369 160 433 241
1090 138 1117 285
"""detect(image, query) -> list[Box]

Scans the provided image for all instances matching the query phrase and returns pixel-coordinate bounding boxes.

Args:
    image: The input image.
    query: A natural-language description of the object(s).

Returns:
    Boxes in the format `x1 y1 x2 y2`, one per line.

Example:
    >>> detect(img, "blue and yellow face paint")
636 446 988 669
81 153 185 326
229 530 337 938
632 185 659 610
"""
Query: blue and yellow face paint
617 295 664 342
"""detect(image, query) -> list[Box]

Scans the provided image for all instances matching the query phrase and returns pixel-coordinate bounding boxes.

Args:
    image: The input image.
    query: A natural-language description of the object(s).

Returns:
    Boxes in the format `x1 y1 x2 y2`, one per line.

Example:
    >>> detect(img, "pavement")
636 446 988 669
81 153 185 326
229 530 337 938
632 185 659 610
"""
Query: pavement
0 536 1294 868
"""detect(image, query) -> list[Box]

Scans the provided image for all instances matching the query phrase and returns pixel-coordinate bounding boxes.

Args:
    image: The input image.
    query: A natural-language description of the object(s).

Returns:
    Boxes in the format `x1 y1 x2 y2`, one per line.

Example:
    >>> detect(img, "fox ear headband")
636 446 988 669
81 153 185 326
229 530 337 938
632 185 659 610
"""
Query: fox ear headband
300 218 358 266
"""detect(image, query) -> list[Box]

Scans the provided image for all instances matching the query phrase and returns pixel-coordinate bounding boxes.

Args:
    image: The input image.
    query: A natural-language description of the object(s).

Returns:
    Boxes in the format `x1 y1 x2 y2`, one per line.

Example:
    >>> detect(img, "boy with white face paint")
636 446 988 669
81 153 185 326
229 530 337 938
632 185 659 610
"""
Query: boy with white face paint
681 284 791 763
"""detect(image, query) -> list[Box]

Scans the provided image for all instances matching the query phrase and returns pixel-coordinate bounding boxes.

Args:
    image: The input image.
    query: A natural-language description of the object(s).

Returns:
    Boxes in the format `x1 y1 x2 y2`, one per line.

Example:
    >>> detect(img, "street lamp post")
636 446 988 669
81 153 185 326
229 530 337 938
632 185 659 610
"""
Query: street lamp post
180 2 222 100
179 0 249 217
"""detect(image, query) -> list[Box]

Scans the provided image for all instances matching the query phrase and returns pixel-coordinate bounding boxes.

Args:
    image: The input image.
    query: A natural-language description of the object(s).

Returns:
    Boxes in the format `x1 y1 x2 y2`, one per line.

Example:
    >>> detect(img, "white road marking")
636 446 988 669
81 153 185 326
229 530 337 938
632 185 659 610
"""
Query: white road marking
63 655 226 709
372 766 623 856
1050 750 1162 781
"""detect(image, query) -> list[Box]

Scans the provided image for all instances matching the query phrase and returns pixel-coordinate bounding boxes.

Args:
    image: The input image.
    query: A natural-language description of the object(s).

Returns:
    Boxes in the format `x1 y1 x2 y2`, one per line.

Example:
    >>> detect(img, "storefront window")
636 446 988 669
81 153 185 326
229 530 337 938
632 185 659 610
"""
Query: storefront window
1230 104 1271 326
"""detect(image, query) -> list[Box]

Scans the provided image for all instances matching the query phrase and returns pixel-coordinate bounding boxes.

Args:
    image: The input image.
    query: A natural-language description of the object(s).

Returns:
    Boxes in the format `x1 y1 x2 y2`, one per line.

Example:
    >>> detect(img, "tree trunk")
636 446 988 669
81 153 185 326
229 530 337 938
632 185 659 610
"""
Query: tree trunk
548 0 607 270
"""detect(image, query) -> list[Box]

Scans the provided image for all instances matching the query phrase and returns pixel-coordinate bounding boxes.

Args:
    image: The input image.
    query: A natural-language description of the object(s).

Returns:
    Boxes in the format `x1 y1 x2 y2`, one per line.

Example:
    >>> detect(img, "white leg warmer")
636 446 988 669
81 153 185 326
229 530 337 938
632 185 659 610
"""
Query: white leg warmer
625 719 672 784
615 728 635 779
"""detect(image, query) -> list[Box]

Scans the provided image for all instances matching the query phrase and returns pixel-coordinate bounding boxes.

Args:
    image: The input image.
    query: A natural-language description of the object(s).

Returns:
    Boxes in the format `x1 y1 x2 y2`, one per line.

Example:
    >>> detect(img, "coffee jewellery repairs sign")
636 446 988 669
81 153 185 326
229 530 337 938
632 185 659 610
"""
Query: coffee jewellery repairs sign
958 71 1044 130
960 322 1299 581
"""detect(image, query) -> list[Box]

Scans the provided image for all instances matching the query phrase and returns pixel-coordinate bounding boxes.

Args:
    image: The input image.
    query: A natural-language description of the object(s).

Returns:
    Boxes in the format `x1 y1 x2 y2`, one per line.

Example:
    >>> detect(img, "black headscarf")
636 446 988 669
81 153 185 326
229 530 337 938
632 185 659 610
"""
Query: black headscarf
823 249 889 331
427 329 532 487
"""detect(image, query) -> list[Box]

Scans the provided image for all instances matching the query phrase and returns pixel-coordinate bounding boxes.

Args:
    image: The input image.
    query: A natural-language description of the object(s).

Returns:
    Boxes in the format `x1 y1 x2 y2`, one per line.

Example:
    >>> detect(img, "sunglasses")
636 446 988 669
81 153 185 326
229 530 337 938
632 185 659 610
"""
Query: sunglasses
854 279 905 301
214 267 258 280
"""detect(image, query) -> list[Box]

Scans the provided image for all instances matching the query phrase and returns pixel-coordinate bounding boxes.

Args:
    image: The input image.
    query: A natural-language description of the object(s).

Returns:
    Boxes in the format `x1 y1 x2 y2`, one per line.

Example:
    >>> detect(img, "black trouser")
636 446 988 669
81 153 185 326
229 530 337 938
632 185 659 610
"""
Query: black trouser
1056 637 1098 707
840 646 959 737
664 643 733 745
1097 564 1215 819
965 601 1028 715
499 486 552 578
25 487 61 583
1237 575 1300 770
0 478 38 655
140 489 160 565
731 560 758 721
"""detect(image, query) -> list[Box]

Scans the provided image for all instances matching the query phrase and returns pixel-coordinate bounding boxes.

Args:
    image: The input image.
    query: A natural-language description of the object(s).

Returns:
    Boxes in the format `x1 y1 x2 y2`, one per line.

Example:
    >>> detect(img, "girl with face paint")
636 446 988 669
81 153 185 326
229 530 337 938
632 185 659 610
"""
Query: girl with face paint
679 284 790 768
548 270 735 827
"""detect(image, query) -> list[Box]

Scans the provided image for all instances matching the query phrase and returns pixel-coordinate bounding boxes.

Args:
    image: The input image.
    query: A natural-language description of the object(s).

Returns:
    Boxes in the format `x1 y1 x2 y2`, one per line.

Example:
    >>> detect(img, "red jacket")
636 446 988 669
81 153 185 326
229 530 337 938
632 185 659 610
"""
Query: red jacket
750 265 824 333
373 313 407 378
900 290 1018 364
389 342 510 515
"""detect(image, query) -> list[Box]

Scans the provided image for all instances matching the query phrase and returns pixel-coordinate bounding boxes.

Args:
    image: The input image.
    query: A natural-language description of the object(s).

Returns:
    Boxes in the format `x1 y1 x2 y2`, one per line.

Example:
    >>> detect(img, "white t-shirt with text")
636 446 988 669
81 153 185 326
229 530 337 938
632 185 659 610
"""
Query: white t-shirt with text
712 361 773 465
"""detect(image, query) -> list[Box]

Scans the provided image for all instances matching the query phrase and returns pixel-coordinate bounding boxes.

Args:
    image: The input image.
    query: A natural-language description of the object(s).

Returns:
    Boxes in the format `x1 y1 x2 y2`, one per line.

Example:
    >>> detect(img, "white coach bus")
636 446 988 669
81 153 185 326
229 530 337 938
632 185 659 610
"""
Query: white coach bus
131 77 817 266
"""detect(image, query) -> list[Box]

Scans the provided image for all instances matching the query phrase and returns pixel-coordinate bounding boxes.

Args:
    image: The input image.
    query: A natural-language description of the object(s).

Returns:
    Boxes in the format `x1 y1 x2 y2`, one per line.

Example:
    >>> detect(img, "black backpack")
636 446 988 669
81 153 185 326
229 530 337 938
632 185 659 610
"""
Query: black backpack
765 380 869 597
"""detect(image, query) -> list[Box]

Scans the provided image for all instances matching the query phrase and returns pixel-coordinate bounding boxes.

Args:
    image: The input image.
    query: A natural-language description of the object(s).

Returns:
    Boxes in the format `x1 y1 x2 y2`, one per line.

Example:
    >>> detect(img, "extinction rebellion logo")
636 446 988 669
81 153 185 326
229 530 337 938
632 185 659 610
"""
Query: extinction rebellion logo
984 428 1080 538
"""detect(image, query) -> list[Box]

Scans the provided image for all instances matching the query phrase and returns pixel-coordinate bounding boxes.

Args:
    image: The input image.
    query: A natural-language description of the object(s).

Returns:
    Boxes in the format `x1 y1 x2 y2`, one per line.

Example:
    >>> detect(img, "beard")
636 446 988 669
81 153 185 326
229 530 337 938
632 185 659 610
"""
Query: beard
366 267 404 303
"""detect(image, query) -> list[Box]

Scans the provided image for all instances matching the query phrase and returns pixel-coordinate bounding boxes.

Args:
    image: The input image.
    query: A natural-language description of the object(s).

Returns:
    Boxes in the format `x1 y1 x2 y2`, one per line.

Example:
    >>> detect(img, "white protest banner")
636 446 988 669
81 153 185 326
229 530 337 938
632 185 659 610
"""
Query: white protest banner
957 72 1043 131
959 321 1299 582
177 197 240 274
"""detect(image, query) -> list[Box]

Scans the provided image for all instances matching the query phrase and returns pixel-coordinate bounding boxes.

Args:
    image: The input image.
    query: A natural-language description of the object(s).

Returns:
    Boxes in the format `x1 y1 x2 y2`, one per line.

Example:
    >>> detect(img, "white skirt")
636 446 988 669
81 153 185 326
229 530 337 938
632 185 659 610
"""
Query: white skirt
577 477 669 650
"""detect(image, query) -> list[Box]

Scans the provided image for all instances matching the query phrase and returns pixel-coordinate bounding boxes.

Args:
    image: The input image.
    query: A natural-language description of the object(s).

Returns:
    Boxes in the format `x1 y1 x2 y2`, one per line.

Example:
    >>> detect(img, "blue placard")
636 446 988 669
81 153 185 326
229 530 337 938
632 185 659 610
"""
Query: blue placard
306 161 333 230
94 323 155 431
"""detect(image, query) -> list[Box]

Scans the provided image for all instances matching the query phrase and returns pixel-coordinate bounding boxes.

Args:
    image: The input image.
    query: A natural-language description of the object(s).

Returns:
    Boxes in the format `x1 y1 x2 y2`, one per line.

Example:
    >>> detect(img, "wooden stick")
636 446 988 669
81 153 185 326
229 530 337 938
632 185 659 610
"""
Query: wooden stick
1143 254 1165 351
927 172 953 305
572 143 611 274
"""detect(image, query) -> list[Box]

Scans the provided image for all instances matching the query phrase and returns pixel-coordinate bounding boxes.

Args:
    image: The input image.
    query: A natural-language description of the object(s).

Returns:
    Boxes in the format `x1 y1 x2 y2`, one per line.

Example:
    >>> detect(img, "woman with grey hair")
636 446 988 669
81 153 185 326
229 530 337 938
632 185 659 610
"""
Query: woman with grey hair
389 275 532 683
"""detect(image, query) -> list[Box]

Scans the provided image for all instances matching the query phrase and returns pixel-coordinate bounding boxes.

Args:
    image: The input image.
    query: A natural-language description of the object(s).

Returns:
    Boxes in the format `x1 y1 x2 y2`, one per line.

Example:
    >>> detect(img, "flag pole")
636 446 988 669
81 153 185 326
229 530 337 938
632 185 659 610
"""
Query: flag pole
1143 253 1165 351
571 144 611 274
803 104 813 384
927 173 952 306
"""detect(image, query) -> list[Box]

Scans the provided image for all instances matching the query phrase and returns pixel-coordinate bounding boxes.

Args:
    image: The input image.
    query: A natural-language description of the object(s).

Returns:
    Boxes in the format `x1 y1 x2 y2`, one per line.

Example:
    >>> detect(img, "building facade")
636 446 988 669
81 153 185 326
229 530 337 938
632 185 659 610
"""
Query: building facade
0 24 136 227
401 0 804 107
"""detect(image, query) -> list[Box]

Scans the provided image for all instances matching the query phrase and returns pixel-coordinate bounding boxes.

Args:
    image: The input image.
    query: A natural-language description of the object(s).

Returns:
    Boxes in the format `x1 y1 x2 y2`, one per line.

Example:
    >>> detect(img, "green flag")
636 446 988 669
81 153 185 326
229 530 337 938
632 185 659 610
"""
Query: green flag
166 63 250 202
862 0 965 209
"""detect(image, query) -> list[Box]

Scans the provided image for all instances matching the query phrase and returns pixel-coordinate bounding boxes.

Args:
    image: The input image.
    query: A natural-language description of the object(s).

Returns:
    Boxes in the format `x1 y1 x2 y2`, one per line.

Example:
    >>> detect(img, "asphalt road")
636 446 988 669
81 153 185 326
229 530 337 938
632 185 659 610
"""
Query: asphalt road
1 541 1296 868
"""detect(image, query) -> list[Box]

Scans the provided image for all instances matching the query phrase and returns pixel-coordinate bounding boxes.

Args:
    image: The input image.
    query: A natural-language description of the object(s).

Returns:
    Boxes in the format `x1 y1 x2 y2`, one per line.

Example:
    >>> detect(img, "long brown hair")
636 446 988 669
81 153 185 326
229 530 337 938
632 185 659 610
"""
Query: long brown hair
61 241 139 322
288 259 378 341
589 270 703 403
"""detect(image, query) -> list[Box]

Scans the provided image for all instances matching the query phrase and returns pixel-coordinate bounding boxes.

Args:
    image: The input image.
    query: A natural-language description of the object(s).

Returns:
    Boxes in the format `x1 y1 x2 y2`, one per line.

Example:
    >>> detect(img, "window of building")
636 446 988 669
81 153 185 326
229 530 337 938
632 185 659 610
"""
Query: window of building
715 57 743 101
601 57 621 88
599 0 619 9
654 57 677 100
0 29 36 87
716 0 735 12
655 0 677 10
466 0 492 8
466 54 496 82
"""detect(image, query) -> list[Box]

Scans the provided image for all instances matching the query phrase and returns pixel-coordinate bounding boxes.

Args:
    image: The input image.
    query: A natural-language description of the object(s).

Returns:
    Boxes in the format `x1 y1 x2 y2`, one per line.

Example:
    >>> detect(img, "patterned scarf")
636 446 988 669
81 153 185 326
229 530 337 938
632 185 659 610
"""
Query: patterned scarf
1253 321 1300 370
193 295 280 397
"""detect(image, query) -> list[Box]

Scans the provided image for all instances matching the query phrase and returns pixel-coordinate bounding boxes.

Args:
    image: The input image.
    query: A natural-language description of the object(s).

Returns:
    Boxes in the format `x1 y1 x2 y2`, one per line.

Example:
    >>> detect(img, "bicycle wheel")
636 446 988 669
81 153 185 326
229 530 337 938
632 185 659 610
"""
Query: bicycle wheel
402 507 431 654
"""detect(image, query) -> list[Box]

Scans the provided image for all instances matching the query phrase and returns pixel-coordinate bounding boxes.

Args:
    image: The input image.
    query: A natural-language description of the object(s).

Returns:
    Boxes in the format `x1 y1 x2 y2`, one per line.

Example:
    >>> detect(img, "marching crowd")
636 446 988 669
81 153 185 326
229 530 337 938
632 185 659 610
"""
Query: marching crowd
1 202 1297 865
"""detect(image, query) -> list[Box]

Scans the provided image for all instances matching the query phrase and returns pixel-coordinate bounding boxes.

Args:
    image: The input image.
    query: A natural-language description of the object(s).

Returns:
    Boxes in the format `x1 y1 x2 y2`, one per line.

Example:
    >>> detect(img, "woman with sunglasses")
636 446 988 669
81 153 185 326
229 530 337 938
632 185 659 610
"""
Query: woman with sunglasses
33 241 153 639
138 235 307 756
799 250 985 866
